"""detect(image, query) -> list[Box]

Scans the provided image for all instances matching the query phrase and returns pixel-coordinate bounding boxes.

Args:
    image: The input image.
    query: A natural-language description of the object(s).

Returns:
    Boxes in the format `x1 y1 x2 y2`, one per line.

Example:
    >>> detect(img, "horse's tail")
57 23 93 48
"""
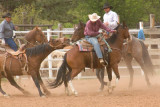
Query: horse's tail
49 53 69 88
139 40 155 75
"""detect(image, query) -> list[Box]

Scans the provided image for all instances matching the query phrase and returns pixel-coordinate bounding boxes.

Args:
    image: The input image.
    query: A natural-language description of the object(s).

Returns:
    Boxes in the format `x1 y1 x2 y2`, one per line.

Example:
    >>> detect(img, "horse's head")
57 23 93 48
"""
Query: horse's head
49 37 70 49
116 22 130 40
33 26 48 44
71 21 85 42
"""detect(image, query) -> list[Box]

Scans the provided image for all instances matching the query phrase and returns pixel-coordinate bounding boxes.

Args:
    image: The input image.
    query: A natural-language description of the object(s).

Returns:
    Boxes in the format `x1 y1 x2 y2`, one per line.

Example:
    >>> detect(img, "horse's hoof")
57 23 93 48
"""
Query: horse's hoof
23 91 30 95
112 86 116 90
74 91 78 97
108 89 112 94
4 94 10 98
45 91 51 96
98 88 103 92
107 86 113 94
40 94 46 98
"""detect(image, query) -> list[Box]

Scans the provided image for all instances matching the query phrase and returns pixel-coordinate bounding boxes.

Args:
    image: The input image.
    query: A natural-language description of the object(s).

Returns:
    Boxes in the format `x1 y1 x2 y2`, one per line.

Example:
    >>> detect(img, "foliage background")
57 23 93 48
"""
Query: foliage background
0 0 159 29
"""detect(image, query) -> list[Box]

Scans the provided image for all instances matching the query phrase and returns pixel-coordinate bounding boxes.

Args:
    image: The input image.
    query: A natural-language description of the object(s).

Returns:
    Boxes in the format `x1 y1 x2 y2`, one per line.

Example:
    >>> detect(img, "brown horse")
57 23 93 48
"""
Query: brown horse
0 38 70 97
49 22 130 95
0 26 48 52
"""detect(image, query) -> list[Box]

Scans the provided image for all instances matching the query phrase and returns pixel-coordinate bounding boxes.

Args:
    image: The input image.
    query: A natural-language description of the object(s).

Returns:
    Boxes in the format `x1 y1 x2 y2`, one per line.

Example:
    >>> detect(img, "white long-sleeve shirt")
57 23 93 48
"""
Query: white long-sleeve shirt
103 10 119 30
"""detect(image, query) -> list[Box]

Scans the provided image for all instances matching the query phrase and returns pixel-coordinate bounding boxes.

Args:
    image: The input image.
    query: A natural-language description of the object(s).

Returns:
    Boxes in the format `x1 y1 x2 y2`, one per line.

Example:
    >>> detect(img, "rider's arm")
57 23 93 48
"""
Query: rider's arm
98 19 114 33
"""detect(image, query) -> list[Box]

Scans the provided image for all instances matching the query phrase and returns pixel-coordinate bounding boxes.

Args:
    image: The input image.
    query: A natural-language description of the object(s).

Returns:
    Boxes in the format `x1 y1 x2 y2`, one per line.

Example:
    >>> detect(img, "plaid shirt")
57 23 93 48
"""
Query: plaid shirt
84 19 112 37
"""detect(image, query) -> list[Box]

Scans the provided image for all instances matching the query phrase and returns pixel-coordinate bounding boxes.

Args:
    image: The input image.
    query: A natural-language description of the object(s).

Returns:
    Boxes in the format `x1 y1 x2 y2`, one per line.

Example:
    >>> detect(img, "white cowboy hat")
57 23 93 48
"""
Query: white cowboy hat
88 13 101 22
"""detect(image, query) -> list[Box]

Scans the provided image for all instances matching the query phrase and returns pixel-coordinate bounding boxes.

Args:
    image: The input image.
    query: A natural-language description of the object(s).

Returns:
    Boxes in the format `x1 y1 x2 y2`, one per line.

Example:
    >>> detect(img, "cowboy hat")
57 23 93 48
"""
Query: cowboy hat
2 13 11 18
103 3 113 9
88 13 100 22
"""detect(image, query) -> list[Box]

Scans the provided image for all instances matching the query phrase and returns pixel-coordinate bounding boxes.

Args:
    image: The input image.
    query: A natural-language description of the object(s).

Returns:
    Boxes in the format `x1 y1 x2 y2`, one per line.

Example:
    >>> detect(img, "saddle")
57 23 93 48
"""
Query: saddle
76 36 109 66
77 37 107 52
0 43 28 76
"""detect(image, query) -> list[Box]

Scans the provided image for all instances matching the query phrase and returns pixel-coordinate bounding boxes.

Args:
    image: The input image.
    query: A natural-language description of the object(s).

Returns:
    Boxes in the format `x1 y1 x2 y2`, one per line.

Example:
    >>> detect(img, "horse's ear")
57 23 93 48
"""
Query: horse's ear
122 21 127 28
79 20 84 26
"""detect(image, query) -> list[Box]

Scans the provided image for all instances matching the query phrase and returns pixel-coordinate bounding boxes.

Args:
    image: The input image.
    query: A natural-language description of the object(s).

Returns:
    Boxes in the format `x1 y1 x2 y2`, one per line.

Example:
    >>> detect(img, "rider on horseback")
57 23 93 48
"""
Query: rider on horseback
84 13 115 65
0 13 18 51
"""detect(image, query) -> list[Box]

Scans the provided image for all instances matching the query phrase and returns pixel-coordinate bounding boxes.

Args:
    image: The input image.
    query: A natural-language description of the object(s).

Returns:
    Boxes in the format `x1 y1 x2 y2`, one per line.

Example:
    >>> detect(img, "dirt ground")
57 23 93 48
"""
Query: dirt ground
0 75 160 107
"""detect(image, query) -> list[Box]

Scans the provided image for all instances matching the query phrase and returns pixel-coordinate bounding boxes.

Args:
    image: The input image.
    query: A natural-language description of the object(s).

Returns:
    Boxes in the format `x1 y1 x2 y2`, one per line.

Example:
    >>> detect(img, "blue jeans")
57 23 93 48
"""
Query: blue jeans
85 35 103 59
4 38 18 51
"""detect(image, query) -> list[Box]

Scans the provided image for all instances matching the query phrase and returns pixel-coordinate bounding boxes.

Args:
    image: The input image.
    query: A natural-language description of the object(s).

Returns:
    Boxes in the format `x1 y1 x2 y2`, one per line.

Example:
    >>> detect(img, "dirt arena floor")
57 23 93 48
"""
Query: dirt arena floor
0 75 160 107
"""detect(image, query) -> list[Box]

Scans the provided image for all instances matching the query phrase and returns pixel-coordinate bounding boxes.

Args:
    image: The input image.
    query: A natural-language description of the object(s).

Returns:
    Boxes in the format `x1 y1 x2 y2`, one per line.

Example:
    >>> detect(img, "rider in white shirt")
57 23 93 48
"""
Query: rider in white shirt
103 3 119 30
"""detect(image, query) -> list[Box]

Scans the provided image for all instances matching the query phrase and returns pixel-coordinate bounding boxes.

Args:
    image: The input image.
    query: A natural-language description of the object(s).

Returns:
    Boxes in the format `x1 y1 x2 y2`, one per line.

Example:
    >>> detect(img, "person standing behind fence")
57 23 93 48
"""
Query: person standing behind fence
137 29 145 41
0 13 18 51
103 3 118 36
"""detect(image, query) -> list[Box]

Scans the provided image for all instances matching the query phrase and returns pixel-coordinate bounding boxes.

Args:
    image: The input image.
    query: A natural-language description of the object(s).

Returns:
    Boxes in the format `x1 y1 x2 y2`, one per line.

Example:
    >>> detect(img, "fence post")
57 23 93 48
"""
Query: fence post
139 21 144 29
150 14 155 29
58 23 63 38
47 29 53 78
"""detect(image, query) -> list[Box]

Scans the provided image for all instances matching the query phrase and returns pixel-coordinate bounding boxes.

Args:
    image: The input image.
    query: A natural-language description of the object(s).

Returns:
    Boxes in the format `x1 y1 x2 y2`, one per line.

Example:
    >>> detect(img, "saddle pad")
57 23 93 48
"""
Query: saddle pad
77 42 93 52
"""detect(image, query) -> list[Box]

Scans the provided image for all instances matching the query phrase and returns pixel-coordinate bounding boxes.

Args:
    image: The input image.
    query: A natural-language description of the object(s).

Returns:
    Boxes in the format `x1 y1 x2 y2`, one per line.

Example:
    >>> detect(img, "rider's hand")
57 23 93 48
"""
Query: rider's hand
111 30 117 33
104 22 109 26
1 39 5 45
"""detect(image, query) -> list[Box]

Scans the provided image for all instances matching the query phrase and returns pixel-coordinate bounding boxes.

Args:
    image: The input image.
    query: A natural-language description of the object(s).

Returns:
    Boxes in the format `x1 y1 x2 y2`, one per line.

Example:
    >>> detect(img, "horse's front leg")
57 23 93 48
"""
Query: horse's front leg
30 70 45 97
0 75 9 97
96 67 107 91
111 63 120 86
37 71 51 96
106 66 113 93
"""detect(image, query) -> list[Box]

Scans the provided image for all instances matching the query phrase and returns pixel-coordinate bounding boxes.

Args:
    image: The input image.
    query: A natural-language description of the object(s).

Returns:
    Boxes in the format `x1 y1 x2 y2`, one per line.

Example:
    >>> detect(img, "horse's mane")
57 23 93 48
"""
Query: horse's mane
25 43 52 57
106 25 120 44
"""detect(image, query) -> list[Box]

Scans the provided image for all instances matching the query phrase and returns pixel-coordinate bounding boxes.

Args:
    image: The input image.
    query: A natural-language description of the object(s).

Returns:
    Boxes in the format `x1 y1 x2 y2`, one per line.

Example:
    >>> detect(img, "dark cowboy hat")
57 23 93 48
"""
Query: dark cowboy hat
2 13 11 18
103 3 113 9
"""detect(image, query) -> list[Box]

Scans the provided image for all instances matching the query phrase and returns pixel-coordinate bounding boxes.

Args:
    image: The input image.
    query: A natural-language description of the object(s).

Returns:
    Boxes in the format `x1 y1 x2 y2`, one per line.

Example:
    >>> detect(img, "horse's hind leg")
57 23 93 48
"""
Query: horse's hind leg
123 55 134 88
37 72 51 96
96 67 107 91
6 75 29 95
64 70 78 96
135 58 151 86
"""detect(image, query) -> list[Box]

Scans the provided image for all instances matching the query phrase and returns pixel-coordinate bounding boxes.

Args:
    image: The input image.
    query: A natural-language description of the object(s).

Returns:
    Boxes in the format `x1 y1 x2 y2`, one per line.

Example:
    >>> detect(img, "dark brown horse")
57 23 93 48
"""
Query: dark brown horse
49 22 130 95
0 38 70 97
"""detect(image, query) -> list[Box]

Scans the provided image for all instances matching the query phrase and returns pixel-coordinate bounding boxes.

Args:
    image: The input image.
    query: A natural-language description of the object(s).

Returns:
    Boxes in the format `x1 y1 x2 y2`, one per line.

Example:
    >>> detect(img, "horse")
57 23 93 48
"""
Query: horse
121 35 155 87
48 22 130 95
96 35 155 91
0 37 70 97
